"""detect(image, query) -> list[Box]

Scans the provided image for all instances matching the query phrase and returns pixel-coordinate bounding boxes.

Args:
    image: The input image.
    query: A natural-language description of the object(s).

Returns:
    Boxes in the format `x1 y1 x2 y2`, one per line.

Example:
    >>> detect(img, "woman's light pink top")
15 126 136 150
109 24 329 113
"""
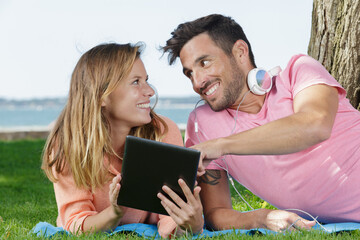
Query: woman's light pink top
53 116 183 238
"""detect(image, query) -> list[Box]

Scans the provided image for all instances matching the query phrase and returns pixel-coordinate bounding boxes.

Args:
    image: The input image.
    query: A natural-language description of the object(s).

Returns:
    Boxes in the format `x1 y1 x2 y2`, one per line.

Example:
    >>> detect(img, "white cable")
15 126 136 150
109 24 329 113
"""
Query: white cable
224 90 254 210
231 90 251 134
283 208 330 232
229 177 254 210
194 99 205 144
194 91 255 210
148 83 158 110
211 160 254 211
286 218 301 231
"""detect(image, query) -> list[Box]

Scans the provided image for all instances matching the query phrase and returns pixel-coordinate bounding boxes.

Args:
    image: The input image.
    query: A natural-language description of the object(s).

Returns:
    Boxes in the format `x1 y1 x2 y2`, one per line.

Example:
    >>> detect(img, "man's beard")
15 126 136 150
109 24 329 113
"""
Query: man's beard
207 58 245 112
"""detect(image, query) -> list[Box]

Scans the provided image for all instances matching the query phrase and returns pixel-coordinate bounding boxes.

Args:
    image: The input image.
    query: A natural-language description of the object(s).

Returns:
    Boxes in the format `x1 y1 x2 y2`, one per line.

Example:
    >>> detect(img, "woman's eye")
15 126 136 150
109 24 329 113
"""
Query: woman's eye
132 79 139 85
201 60 209 67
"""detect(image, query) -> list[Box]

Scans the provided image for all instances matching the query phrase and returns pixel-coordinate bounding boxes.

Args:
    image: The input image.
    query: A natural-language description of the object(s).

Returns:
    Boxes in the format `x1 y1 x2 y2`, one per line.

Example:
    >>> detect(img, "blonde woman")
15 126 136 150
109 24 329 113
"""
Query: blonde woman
42 43 204 238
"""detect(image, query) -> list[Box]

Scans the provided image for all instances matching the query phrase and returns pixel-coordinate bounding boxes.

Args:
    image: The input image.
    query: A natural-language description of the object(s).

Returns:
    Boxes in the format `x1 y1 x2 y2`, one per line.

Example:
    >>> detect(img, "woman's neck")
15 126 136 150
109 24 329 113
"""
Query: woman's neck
109 124 131 157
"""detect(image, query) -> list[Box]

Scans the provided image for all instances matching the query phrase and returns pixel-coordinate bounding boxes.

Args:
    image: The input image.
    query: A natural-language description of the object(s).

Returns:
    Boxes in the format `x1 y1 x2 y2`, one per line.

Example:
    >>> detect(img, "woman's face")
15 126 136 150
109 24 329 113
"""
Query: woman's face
102 58 155 131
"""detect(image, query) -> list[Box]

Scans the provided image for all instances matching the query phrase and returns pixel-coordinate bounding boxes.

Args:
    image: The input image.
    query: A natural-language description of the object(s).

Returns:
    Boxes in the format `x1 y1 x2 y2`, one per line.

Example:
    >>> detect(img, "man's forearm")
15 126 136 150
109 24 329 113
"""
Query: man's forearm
221 111 331 156
205 208 269 230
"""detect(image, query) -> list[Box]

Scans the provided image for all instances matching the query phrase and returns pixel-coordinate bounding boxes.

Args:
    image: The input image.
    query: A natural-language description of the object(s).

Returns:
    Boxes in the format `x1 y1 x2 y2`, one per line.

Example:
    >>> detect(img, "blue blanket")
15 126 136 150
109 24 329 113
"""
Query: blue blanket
32 222 360 239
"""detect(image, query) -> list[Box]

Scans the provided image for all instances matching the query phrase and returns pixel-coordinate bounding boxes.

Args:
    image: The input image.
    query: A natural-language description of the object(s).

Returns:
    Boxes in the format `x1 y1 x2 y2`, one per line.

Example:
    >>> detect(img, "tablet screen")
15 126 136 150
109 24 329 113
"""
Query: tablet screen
117 135 200 215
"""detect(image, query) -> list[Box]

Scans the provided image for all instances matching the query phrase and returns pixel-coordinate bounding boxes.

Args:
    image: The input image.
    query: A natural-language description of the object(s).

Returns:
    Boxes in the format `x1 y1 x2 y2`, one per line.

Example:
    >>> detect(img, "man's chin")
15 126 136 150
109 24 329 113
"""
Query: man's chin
207 101 227 112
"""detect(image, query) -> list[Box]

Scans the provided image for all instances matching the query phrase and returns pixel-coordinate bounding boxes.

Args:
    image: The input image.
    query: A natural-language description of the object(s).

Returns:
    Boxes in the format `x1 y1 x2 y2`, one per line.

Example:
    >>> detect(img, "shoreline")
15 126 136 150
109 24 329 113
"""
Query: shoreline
0 124 186 141
0 126 51 141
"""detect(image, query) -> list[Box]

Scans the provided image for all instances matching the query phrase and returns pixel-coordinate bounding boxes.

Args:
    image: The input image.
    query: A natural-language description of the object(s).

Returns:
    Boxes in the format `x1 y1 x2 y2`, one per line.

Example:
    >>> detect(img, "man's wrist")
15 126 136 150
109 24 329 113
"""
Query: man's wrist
218 137 230 156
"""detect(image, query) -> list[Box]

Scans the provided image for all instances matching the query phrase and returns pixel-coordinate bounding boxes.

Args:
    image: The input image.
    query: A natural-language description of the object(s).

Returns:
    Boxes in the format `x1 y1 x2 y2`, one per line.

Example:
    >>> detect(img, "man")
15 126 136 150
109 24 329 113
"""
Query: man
161 14 360 231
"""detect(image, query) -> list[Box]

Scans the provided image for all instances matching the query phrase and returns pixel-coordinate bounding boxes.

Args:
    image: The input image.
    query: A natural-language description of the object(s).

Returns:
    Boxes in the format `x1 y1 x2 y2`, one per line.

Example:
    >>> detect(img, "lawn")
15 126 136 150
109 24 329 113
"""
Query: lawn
0 139 358 239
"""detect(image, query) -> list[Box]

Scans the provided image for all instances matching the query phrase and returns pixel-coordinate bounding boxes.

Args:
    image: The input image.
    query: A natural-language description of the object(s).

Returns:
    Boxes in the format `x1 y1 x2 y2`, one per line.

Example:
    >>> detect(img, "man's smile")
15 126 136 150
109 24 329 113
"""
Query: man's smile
204 83 220 96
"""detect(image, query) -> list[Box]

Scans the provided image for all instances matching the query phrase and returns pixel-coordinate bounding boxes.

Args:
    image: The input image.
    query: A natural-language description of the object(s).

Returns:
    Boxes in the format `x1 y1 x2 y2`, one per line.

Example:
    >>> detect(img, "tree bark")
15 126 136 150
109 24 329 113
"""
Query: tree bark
308 0 360 110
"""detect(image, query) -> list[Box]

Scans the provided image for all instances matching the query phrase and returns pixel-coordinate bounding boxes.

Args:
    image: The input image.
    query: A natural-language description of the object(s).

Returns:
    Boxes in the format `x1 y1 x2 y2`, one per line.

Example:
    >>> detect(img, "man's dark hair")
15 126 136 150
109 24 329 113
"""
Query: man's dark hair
162 14 256 67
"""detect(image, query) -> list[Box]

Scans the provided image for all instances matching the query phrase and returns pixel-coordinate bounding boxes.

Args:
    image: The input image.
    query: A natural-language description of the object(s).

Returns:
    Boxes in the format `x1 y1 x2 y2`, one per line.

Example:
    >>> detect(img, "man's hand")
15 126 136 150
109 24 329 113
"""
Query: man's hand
261 209 315 232
190 138 224 176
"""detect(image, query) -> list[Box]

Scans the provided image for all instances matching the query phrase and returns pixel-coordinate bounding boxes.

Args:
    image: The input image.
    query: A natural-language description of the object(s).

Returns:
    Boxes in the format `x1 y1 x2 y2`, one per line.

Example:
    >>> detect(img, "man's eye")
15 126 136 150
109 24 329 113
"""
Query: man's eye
187 71 193 79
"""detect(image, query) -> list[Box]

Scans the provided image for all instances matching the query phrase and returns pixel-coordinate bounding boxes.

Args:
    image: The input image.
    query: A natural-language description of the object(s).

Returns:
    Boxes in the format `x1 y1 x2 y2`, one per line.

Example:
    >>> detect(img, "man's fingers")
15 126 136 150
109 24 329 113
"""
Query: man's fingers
197 157 205 177
295 219 316 230
197 169 205 177
197 155 205 176
287 218 315 232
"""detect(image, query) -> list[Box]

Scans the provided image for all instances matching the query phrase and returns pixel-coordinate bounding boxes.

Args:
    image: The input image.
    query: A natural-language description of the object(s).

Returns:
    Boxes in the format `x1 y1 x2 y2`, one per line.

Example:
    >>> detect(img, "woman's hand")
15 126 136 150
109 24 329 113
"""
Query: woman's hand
157 179 204 235
261 209 315 232
109 174 124 218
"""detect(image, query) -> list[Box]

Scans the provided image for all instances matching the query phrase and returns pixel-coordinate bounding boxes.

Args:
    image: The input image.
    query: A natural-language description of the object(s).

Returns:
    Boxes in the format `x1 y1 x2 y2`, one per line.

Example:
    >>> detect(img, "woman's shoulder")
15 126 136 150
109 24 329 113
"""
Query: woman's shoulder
157 115 183 146
158 115 179 130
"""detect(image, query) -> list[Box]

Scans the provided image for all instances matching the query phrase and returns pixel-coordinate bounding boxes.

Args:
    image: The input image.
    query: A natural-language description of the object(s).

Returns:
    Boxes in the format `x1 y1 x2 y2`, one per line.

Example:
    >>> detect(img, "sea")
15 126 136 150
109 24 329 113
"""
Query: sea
0 106 194 131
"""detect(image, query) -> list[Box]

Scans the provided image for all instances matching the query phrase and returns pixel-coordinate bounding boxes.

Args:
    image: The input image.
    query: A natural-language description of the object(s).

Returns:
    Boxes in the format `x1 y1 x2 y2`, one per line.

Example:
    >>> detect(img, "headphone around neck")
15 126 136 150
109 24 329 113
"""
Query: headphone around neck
247 66 282 95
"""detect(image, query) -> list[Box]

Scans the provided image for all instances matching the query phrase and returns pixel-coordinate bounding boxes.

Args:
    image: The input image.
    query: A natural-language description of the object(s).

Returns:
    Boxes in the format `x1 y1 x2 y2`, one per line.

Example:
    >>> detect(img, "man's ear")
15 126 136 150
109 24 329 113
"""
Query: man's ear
232 40 249 63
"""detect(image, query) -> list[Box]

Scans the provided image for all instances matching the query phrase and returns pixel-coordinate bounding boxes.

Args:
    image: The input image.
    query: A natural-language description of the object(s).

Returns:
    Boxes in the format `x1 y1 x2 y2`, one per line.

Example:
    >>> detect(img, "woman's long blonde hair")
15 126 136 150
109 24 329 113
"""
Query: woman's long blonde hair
42 43 168 191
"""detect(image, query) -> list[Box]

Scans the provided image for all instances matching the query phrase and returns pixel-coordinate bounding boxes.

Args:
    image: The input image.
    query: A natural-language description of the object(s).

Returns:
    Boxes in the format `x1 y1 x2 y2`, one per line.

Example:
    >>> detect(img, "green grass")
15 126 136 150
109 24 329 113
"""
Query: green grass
0 139 359 239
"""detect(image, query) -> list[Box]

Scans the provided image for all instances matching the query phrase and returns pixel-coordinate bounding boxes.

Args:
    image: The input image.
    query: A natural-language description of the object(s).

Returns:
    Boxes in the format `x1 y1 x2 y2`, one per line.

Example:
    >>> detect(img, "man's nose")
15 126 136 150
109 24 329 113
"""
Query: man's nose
192 71 207 92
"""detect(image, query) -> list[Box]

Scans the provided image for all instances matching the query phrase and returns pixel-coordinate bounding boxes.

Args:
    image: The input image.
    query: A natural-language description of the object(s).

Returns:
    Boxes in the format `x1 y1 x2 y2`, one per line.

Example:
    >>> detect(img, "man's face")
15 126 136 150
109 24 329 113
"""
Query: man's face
179 33 245 111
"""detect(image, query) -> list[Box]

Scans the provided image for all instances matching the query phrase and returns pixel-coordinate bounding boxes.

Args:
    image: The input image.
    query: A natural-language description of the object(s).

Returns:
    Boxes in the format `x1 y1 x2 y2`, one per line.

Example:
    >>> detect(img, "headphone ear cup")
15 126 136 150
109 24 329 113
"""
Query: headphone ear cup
247 68 273 95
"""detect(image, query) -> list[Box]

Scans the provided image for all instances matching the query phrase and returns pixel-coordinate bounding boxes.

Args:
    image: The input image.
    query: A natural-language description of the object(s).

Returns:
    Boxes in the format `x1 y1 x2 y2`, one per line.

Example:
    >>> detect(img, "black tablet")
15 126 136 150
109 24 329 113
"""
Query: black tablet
117 135 200 215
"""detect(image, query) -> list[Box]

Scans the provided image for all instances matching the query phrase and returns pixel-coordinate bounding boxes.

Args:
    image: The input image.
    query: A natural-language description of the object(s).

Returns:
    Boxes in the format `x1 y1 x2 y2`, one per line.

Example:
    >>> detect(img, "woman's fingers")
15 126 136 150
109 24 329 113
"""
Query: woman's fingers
157 191 185 223
109 174 124 217
157 180 194 218
109 174 121 203
178 179 198 204
160 179 197 210
157 179 203 232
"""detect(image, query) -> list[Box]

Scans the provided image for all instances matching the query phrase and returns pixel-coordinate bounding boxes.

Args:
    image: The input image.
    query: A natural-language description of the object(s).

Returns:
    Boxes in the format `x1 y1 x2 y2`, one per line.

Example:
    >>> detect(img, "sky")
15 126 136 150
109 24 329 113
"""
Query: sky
0 0 313 100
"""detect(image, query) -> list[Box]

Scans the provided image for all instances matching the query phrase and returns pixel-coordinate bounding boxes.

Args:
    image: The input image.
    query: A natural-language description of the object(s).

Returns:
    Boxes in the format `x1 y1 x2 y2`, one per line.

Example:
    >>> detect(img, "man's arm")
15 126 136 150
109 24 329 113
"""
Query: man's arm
199 170 315 231
199 169 258 230
193 84 339 162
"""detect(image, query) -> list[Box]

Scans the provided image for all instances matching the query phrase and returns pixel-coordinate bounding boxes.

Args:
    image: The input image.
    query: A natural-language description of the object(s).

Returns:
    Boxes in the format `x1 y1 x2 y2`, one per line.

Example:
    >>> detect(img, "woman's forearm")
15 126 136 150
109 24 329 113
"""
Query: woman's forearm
82 206 123 232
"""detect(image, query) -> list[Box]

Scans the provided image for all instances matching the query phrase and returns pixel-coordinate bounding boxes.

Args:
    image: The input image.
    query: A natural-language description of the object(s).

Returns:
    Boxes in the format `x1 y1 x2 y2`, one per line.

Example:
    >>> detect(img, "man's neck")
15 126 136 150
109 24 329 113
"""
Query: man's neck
229 93 266 114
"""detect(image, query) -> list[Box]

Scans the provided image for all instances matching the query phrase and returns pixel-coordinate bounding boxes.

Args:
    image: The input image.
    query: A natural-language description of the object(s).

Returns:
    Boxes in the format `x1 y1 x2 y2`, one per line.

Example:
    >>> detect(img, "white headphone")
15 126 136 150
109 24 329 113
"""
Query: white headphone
247 66 282 95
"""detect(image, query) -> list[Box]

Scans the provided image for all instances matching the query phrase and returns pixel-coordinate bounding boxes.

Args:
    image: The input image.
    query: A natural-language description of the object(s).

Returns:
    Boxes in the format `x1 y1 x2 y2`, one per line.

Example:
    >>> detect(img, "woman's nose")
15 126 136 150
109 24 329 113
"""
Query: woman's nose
144 83 155 97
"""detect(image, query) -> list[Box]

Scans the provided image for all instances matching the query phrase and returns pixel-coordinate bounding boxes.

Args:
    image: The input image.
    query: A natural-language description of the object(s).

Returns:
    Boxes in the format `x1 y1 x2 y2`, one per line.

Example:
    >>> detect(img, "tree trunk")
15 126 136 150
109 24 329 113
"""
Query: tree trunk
308 0 360 110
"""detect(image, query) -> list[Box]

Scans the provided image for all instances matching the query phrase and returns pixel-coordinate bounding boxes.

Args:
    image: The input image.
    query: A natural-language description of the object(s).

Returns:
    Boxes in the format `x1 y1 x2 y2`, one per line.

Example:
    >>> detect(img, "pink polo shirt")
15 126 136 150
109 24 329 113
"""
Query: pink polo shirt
185 54 360 223
53 116 183 238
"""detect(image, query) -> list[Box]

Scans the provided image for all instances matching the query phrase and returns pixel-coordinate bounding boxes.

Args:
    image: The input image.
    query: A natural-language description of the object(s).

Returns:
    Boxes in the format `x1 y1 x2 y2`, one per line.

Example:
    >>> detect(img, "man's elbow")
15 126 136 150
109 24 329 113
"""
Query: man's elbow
316 125 332 142
308 113 333 143
204 207 232 231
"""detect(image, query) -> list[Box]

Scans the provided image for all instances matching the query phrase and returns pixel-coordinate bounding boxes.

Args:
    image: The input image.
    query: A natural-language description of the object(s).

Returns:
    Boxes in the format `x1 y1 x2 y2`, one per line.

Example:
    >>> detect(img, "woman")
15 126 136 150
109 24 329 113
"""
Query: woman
42 43 204 238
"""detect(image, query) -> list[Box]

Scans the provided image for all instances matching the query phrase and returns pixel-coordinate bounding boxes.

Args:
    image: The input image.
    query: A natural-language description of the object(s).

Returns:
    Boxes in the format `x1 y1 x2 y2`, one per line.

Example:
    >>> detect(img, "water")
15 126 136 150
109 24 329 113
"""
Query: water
0 107 194 129
0 108 63 127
